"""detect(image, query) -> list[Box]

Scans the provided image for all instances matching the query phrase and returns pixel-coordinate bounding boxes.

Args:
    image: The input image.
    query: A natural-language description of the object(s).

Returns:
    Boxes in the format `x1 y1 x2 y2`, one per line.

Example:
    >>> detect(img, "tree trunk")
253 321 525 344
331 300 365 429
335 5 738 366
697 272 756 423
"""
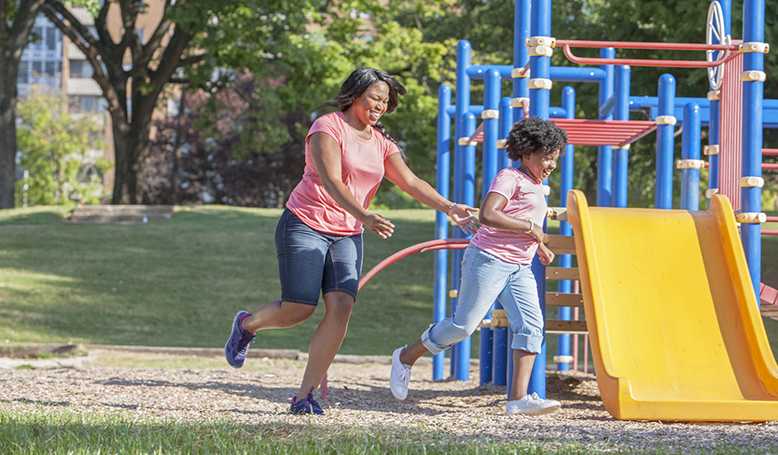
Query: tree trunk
111 118 130 204
0 58 18 209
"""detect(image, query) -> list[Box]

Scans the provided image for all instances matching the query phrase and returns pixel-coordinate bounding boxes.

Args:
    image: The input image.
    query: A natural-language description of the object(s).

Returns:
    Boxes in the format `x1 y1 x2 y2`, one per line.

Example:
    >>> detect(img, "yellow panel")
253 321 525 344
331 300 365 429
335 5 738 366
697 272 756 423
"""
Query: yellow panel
566 190 778 421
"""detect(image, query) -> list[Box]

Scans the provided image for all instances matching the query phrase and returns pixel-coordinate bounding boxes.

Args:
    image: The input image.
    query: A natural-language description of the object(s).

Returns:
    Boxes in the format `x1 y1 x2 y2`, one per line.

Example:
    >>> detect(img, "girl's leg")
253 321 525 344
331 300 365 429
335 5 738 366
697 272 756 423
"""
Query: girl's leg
398 339 429 366
296 291 354 397
498 265 544 399
510 349 537 400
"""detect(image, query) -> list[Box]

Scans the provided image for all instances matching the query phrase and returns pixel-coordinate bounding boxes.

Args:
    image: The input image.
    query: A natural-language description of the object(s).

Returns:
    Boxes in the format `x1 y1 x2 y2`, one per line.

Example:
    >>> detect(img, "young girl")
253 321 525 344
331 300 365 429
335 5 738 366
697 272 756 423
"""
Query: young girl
223 68 475 415
389 117 567 415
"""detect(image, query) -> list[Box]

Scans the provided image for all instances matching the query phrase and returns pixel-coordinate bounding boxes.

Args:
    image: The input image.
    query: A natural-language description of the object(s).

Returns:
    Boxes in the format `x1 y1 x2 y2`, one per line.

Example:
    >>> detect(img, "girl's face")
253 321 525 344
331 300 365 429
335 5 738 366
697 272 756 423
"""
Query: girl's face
351 81 390 126
523 148 560 182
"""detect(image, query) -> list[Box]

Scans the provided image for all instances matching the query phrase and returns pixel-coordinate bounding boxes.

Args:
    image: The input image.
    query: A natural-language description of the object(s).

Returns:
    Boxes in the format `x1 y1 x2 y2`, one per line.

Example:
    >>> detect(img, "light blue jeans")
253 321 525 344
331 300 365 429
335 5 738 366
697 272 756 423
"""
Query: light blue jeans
421 245 543 354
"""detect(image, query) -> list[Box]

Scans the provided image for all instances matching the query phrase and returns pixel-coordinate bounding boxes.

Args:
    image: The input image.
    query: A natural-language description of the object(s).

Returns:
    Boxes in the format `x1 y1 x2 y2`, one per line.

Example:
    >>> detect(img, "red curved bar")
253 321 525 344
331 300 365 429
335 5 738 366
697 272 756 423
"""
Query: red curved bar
763 149 778 157
561 44 739 69
555 40 737 51
358 239 469 290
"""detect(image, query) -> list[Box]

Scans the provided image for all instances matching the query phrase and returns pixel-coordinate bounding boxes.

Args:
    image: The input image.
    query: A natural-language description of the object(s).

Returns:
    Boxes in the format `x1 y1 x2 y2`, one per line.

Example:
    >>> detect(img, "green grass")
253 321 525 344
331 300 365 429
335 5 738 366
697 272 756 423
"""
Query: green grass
2 205 778 359
0 206 444 355
0 410 588 455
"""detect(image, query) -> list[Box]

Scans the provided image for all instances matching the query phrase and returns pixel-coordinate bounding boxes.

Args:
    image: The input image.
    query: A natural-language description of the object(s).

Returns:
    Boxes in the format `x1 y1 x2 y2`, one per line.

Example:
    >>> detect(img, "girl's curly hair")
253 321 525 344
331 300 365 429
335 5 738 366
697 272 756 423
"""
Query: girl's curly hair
505 117 567 161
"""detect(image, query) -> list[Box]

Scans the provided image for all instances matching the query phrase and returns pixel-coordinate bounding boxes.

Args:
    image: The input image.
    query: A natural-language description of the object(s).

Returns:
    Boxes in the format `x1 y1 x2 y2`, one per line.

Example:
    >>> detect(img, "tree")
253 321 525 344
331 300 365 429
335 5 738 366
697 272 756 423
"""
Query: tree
0 0 46 208
16 90 109 206
41 0 250 204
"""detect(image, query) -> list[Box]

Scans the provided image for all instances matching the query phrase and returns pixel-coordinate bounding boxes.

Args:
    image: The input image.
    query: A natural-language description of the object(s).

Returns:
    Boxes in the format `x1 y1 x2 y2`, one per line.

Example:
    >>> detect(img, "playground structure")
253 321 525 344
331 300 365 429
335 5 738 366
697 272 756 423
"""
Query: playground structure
357 0 778 421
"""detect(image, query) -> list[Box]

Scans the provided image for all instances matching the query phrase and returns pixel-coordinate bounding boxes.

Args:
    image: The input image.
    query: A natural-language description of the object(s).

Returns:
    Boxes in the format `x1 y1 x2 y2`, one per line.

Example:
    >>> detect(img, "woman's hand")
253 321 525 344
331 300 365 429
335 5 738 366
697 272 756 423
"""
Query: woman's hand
537 243 555 266
362 212 395 239
447 203 479 234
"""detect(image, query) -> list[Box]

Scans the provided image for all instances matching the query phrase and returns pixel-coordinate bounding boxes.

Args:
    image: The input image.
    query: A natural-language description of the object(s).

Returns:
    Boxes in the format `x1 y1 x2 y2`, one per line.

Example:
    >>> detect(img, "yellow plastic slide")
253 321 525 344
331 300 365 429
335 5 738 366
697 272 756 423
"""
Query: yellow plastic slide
566 189 778 422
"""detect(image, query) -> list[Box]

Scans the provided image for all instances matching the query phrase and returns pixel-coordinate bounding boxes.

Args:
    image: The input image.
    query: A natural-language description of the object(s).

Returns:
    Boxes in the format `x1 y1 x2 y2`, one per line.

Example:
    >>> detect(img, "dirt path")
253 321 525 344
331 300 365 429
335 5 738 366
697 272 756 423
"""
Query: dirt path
1 350 777 452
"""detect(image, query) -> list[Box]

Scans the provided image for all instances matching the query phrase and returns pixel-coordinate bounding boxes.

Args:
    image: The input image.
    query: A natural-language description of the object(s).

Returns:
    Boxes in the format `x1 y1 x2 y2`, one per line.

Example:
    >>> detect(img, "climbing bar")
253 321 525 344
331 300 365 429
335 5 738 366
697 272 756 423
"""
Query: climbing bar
550 118 657 148
763 163 778 171
546 266 580 281
545 292 584 308
546 320 588 334
555 39 740 68
546 235 576 255
762 148 778 157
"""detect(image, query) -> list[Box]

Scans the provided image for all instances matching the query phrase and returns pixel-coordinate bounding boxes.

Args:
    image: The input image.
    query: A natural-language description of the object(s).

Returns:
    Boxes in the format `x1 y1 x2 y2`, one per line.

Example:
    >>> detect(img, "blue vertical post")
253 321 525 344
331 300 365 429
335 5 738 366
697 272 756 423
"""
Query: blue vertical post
433 84 452 381
451 40 472 378
453 112 476 381
513 0 531 125
478 70 502 385
741 0 765 299
556 86 576 372
525 0 551 399
656 74 676 209
613 65 631 208
681 103 702 211
499 97 513 169
597 48 615 207
708 93 720 205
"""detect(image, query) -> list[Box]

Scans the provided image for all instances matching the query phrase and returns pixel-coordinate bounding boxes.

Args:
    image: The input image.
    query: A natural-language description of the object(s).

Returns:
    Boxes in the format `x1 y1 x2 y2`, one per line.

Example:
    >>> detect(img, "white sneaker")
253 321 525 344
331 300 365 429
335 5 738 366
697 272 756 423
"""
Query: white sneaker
390 346 412 400
506 392 561 415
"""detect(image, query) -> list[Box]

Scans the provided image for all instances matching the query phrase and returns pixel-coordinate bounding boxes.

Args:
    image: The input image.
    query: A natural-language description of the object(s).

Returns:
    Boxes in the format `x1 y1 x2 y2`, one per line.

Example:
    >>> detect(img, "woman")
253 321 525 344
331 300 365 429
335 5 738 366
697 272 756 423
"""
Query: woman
224 68 475 415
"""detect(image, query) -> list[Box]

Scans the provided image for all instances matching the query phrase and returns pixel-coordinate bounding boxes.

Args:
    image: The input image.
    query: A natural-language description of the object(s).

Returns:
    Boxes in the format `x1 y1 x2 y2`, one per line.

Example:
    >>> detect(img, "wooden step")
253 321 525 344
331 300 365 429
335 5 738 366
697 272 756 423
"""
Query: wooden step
546 235 576 255
545 266 580 281
545 292 584 308
546 320 588 333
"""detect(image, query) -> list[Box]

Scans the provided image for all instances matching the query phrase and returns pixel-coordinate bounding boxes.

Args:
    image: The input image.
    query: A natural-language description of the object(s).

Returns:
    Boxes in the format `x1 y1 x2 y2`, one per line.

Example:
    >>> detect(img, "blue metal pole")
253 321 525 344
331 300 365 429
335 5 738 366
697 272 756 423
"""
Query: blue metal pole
478 70 502 386
451 40 472 378
453 112 477 381
525 0 551 399
499 97 513 170
613 65 631 208
681 103 702 211
656 74 676 209
433 84 452 381
741 0 765 300
556 86 575 372
597 48 615 207
708 93 720 204
513 0 531 125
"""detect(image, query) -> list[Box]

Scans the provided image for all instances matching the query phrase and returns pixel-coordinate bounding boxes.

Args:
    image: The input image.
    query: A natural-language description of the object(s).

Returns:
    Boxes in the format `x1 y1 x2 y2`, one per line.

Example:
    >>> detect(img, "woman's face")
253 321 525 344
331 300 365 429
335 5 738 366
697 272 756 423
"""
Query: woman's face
524 148 560 181
351 81 390 126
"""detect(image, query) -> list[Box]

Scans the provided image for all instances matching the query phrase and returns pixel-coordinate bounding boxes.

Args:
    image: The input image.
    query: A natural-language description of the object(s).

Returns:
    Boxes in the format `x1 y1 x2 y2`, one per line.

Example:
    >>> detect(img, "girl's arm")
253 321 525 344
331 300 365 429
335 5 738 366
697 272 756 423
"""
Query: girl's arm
384 153 476 226
310 133 395 239
479 192 545 242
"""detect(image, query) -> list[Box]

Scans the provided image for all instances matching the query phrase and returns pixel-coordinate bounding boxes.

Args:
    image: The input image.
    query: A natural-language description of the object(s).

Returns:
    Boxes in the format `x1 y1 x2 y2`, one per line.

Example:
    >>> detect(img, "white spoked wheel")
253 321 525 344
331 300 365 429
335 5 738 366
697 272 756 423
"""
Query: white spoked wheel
706 1 730 91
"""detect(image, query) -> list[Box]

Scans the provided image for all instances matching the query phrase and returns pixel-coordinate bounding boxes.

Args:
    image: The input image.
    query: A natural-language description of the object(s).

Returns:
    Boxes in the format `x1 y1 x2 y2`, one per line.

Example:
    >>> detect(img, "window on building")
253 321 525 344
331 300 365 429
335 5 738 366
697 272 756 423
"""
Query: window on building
70 60 93 78
17 62 30 84
32 61 43 77
45 26 57 51
45 61 56 77
32 26 43 48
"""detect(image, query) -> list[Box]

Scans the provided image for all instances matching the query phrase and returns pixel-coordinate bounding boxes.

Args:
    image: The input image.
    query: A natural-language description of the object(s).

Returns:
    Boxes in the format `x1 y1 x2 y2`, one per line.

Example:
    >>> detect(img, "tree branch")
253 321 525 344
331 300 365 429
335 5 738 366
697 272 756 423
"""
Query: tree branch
10 0 45 56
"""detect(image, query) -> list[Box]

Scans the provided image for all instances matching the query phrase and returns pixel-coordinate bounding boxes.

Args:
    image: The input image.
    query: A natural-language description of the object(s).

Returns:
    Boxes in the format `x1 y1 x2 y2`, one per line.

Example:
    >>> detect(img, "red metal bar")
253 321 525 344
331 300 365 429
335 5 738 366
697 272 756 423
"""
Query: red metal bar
763 148 778 157
762 230 778 237
551 119 657 147
766 216 778 223
555 39 737 51
763 163 778 171
358 239 469 290
561 44 740 69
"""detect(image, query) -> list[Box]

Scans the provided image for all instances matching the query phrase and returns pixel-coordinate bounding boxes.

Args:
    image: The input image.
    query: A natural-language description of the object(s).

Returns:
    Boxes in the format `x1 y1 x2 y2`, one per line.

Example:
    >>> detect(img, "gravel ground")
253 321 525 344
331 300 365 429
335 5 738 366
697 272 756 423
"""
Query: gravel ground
1 350 777 453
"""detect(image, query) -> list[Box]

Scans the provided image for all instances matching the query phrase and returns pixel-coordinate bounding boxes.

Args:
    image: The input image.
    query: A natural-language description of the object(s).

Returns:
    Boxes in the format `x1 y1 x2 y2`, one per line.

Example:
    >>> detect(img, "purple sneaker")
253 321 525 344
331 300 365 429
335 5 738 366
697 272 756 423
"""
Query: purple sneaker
224 311 255 368
290 393 324 415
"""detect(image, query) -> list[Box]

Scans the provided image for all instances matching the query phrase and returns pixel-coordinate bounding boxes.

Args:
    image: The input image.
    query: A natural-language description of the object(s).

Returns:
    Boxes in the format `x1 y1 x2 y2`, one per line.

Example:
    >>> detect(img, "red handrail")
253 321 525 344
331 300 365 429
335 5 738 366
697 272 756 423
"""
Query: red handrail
358 239 469 290
763 163 778 171
556 39 740 69
763 148 778 157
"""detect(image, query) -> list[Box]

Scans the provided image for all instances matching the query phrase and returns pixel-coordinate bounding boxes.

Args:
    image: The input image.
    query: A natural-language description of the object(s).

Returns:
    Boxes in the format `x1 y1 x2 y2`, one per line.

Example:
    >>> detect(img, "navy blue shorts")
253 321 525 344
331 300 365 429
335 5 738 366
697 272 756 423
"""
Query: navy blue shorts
275 209 364 305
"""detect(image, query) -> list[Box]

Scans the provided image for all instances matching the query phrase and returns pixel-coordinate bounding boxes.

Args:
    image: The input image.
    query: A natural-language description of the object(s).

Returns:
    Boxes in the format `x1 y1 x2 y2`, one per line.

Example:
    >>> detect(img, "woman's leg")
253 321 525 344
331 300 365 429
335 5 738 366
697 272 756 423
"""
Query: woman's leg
241 300 315 333
296 291 354 397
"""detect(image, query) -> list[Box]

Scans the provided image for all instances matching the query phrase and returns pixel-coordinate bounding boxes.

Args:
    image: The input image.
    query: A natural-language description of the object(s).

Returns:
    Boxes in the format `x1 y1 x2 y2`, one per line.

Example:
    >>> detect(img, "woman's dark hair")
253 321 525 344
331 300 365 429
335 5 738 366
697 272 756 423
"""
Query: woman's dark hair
334 68 407 150
505 117 568 161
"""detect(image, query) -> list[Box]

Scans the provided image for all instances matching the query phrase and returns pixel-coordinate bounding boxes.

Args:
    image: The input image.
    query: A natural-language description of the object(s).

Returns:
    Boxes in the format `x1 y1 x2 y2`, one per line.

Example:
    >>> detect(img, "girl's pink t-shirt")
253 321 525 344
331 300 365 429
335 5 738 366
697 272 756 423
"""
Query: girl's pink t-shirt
286 112 400 235
470 168 547 265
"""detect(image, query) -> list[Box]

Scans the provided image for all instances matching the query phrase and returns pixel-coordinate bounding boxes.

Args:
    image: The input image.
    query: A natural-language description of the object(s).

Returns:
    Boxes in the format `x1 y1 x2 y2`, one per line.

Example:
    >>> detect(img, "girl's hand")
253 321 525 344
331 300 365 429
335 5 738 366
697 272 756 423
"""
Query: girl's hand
447 203 479 234
362 212 395 239
537 243 555 266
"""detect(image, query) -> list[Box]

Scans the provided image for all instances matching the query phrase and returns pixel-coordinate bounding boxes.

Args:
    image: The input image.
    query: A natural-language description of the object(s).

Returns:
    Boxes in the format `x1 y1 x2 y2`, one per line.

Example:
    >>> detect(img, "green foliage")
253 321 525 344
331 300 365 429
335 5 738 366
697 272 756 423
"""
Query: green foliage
15 91 110 206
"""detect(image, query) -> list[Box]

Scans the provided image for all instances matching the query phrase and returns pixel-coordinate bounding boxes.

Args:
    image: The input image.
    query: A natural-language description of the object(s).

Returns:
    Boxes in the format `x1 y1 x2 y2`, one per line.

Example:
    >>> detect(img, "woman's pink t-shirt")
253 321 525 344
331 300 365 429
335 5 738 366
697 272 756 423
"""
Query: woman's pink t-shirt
286 112 400 235
470 168 547 265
